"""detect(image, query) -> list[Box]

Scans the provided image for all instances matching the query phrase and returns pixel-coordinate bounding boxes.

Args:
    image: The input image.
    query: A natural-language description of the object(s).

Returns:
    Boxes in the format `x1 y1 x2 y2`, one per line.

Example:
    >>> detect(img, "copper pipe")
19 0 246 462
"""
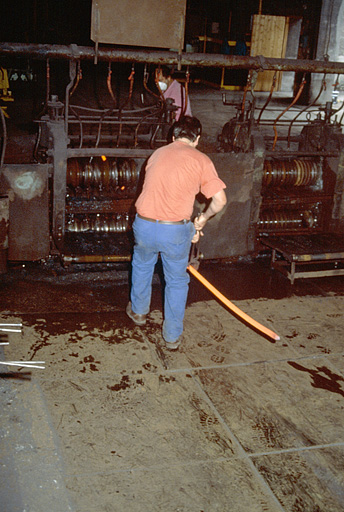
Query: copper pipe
143 63 160 100
272 76 307 150
287 74 327 148
106 62 116 107
257 72 277 124
127 65 135 101
154 66 166 104
70 61 82 97
117 64 135 147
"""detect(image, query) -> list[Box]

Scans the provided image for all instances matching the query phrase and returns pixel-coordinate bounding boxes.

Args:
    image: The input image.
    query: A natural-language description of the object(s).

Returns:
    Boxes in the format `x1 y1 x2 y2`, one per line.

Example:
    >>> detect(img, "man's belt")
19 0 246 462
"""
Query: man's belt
137 214 189 225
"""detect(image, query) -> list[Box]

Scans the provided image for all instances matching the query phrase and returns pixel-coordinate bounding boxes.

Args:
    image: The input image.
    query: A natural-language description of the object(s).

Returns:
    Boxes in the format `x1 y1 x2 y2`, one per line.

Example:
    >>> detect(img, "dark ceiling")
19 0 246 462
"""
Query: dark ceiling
0 1 321 49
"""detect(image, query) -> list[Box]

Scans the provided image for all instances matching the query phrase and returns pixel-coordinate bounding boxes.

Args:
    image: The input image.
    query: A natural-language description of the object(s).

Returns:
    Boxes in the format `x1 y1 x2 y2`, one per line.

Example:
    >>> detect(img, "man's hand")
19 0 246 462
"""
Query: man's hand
192 213 206 243
194 212 207 232
192 189 226 244
192 211 208 243
191 229 203 244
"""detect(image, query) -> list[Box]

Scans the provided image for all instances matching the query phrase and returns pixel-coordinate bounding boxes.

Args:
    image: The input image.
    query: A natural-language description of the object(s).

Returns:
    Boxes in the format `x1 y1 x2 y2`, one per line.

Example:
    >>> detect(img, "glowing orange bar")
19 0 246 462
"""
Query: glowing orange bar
188 265 280 341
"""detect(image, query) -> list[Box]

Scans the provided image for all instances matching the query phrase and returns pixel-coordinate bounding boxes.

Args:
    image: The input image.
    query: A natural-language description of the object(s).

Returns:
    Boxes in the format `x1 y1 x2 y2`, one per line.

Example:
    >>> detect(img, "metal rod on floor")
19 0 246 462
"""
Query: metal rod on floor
0 361 45 369
0 328 22 332
0 323 22 326
187 264 280 342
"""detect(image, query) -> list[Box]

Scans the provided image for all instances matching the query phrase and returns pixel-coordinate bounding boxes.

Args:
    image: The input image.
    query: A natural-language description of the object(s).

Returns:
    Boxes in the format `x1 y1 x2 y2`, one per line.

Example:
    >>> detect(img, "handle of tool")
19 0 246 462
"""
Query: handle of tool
187 265 280 341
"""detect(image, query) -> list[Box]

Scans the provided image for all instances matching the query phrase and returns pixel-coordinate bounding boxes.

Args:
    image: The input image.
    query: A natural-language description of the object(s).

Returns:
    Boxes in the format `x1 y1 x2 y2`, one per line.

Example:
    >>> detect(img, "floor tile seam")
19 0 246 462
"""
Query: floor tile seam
63 456 252 478
62 443 344 487
162 351 344 374
248 441 344 458
189 374 286 512
28 349 344 381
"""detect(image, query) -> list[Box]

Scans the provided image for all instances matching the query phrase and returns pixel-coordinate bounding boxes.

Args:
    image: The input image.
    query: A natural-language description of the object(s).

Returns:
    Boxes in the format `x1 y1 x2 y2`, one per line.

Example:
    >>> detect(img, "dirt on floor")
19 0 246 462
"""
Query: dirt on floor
1 259 344 512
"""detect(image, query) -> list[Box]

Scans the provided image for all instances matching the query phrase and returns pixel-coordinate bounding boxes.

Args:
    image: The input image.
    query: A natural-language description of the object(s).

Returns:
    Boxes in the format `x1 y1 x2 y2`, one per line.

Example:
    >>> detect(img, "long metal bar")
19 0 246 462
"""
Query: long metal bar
63 255 132 263
2 42 344 74
0 361 45 369
187 264 280 341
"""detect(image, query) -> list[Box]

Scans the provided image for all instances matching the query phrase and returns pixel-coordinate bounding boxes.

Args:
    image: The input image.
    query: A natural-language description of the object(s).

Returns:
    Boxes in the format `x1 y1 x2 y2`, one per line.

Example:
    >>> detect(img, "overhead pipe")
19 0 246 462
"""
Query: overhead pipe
2 42 344 75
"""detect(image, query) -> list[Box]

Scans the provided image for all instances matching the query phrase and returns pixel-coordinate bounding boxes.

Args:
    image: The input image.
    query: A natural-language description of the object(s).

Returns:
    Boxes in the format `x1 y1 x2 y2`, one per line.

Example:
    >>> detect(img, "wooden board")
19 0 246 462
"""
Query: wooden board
91 0 186 51
250 15 289 92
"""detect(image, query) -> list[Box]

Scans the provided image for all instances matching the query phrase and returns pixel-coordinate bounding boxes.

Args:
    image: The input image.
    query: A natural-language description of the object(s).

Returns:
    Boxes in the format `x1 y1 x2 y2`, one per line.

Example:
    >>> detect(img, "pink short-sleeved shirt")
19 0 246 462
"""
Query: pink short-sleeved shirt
163 80 192 121
135 140 226 222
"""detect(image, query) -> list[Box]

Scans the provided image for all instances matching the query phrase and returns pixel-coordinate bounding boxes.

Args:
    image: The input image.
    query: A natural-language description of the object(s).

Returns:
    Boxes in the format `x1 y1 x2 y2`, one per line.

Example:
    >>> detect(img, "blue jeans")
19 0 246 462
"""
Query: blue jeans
130 215 195 342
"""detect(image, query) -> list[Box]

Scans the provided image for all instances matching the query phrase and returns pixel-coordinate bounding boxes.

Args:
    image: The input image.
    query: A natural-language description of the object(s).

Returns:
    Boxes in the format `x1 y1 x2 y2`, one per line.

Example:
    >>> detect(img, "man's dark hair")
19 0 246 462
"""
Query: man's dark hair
160 65 172 79
172 116 202 142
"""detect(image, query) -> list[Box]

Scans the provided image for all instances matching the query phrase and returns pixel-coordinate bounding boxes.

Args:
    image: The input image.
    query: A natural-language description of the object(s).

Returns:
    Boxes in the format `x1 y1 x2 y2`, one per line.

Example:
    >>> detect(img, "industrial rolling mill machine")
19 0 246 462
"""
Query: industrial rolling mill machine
1 42 344 283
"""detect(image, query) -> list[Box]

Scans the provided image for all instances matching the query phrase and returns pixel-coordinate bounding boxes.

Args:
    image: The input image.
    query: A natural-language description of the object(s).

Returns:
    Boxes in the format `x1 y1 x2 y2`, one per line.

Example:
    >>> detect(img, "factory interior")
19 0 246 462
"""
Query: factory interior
1 1 344 511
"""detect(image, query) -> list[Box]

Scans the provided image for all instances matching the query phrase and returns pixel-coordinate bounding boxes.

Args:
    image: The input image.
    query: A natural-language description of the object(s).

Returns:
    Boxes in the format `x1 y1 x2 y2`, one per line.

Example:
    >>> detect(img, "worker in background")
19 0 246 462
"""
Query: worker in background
126 116 227 350
156 65 192 121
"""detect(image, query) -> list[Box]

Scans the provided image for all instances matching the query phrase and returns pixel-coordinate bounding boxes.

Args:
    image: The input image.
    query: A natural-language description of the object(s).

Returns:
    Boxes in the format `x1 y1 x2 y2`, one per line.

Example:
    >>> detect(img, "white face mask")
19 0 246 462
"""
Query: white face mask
158 81 168 92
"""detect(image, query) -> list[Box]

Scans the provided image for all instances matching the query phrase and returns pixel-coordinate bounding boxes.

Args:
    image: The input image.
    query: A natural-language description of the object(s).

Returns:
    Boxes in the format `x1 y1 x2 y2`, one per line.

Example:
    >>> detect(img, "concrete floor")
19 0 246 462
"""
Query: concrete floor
1 80 344 511
1 257 344 512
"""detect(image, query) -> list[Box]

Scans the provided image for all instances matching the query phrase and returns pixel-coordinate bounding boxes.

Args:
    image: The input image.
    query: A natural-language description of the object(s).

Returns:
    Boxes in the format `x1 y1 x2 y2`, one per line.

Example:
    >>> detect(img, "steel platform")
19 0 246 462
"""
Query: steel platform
261 233 344 284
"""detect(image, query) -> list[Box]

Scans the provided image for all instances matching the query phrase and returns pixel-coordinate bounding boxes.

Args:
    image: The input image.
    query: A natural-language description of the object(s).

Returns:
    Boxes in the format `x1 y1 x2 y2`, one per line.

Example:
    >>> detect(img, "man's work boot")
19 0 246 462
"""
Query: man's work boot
126 302 147 326
165 338 182 351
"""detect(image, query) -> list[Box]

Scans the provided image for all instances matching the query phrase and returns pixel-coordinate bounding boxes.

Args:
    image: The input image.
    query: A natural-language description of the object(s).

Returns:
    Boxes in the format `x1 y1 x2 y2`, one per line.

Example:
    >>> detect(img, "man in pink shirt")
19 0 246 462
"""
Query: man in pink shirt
126 116 227 350
157 66 192 121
